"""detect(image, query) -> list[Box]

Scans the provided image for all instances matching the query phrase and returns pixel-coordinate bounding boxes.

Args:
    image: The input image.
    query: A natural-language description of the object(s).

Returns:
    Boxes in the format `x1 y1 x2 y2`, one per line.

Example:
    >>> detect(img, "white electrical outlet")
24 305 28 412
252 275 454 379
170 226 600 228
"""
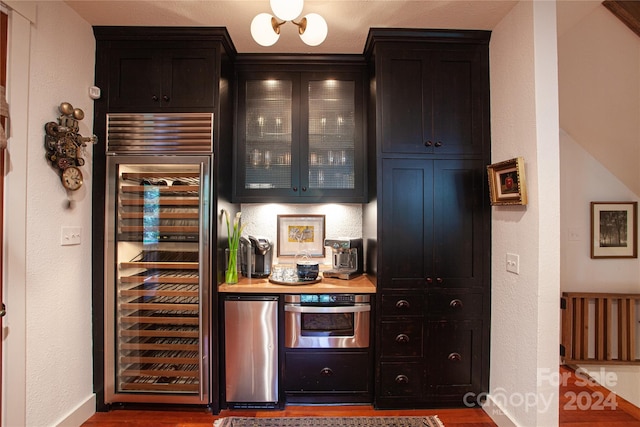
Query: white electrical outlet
506 253 520 274
61 226 82 246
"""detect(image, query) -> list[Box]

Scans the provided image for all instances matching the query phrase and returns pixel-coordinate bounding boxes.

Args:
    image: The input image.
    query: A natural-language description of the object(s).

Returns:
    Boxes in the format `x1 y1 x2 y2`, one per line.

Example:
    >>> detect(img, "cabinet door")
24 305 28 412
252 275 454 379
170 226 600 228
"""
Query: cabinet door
235 73 301 200
108 48 163 111
162 48 216 109
380 49 431 154
302 73 365 201
380 158 433 289
432 159 486 288
432 48 487 155
380 159 486 290
426 320 484 399
379 46 487 155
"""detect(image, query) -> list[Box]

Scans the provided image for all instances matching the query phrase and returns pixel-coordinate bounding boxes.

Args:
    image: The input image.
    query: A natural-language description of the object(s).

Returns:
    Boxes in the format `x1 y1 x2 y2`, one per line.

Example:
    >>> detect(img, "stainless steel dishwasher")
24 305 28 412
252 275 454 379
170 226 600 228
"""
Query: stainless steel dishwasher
224 295 279 408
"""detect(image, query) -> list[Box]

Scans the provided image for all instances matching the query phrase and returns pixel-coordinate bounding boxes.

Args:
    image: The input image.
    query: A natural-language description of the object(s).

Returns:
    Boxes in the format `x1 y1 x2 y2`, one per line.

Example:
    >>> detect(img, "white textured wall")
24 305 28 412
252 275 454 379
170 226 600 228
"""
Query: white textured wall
558 0 640 410
488 1 560 426
240 203 363 267
4 2 96 426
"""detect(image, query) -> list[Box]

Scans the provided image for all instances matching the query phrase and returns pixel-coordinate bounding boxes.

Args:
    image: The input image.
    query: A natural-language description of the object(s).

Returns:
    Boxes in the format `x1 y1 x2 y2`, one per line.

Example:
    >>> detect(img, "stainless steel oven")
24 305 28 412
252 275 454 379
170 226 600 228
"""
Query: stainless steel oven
284 294 370 348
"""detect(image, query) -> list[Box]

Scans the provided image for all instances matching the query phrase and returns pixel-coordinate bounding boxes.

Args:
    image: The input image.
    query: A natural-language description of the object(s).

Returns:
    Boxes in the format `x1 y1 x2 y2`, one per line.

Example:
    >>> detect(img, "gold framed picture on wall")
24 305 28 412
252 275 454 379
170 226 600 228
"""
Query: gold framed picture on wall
487 157 527 206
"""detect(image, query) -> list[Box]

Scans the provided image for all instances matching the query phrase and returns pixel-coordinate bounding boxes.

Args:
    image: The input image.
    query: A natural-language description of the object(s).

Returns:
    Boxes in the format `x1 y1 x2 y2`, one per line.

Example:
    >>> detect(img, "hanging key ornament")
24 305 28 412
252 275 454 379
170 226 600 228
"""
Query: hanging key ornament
44 102 97 191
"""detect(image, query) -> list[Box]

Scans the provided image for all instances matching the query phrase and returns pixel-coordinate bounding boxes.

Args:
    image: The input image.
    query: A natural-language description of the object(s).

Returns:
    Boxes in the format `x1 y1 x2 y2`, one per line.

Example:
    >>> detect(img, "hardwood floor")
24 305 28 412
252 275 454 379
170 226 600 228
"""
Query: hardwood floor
82 366 640 426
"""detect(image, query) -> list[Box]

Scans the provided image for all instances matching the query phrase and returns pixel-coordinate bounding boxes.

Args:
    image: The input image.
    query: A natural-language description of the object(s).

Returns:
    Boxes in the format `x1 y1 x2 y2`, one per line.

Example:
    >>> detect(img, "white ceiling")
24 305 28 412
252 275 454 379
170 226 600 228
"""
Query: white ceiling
64 0 603 54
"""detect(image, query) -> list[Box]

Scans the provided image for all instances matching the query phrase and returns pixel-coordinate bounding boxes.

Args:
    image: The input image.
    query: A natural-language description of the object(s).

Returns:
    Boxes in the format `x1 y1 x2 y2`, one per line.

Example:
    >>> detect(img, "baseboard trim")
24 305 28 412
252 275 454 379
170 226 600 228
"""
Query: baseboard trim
55 394 96 427
483 395 518 427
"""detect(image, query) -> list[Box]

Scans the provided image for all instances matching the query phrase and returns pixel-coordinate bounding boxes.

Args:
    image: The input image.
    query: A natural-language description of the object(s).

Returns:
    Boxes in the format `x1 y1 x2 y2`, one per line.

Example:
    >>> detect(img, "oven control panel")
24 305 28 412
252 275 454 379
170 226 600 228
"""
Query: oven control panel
300 294 354 305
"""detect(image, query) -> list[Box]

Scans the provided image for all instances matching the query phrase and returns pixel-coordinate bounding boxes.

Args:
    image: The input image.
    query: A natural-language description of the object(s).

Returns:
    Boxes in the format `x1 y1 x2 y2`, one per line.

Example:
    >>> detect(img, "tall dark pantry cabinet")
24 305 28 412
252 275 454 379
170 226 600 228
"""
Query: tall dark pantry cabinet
364 29 492 408
91 27 236 412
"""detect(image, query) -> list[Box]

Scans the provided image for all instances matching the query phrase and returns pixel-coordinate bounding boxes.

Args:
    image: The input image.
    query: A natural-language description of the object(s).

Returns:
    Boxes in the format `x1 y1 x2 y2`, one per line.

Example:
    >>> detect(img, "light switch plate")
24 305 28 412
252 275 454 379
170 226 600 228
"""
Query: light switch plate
506 253 520 274
61 226 82 246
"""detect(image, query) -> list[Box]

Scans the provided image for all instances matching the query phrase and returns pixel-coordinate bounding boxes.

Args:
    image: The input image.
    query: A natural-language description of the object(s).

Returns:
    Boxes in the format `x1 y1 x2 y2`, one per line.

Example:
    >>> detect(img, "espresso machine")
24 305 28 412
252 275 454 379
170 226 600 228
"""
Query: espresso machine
323 238 363 280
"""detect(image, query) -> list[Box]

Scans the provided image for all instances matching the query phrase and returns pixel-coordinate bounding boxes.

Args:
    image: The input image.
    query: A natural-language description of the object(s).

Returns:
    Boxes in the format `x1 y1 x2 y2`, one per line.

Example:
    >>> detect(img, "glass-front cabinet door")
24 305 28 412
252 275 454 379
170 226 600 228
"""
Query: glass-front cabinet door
104 155 211 404
234 67 365 203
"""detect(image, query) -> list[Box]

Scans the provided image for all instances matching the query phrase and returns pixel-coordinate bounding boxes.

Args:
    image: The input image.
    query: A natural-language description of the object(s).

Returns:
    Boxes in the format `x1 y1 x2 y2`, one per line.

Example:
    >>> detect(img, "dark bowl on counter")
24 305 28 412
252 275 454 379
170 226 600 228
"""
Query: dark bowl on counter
296 261 319 280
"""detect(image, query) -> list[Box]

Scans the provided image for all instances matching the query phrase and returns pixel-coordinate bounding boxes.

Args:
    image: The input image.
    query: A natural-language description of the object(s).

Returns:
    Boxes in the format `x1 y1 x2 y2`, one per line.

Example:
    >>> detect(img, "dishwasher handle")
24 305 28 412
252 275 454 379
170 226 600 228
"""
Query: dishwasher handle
284 304 370 314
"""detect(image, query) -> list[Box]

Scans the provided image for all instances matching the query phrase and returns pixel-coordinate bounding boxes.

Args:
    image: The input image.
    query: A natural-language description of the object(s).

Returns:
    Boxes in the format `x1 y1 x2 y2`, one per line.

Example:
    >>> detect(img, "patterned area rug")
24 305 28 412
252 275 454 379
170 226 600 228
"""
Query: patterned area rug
214 416 444 427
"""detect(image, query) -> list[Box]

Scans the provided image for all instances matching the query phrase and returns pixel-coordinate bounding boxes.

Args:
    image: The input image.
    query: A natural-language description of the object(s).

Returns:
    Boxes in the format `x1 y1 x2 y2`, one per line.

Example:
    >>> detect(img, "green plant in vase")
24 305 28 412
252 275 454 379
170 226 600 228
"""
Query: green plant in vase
224 210 245 284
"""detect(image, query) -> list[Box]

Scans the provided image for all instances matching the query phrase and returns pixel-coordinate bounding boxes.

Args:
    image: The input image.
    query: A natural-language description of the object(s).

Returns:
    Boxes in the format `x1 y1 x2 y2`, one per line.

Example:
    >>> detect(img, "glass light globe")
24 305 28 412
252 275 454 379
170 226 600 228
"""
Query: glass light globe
270 0 304 21
251 13 280 47
299 13 328 46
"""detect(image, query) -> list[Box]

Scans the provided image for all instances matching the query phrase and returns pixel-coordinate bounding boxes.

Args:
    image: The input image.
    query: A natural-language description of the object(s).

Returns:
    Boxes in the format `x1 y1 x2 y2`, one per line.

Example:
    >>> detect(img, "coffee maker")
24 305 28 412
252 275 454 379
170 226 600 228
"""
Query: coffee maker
323 238 363 280
239 235 273 278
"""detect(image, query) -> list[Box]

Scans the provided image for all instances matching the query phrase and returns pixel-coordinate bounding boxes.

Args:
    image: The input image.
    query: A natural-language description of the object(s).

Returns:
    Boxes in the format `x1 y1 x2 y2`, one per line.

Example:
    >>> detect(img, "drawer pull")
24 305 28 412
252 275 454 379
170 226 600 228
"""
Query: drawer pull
320 367 333 377
395 374 409 384
425 277 433 284
449 299 463 309
436 277 444 284
435 141 442 147
162 95 170 102
395 333 410 344
424 140 433 147
448 352 462 362
395 299 410 310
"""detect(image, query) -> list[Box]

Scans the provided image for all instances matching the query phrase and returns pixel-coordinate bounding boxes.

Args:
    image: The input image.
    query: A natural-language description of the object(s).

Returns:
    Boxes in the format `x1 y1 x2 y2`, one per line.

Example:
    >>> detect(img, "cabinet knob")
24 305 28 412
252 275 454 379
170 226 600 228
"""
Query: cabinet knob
448 352 462 362
292 186 298 192
302 186 307 192
395 374 409 384
151 95 159 102
425 277 433 284
449 299 463 309
435 141 442 147
424 140 433 147
0 302 5 317
320 367 333 377
162 95 170 102
436 277 444 284
395 299 410 310
395 333 410 344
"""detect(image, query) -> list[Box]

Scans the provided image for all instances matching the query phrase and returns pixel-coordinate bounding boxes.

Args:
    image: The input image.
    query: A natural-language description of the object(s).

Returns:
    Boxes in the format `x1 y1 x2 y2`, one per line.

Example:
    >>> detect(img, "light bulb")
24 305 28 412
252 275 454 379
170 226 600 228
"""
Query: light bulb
251 13 279 47
270 0 304 21
299 13 327 46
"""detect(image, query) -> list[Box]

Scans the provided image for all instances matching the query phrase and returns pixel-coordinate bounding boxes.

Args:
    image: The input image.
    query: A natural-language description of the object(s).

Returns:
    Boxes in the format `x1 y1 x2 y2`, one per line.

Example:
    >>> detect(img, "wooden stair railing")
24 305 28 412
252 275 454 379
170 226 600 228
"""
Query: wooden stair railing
561 292 640 365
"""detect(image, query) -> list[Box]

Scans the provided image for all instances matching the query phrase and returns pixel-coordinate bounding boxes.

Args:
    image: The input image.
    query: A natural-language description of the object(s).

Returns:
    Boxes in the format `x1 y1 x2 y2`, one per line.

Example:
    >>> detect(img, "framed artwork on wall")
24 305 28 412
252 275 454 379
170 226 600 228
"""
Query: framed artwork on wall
487 157 527 206
277 214 326 257
591 201 638 259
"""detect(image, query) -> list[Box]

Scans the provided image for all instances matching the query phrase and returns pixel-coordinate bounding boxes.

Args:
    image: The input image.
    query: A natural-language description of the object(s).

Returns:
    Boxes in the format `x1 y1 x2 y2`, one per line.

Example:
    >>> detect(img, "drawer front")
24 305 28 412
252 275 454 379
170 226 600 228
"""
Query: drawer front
379 362 424 398
427 291 484 319
380 320 423 358
284 351 370 393
380 293 424 317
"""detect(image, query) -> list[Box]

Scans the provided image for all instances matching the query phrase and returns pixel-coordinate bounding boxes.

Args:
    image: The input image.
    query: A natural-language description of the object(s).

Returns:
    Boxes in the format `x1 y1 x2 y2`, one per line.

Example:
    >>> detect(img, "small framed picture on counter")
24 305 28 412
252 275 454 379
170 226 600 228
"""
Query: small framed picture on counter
277 214 325 257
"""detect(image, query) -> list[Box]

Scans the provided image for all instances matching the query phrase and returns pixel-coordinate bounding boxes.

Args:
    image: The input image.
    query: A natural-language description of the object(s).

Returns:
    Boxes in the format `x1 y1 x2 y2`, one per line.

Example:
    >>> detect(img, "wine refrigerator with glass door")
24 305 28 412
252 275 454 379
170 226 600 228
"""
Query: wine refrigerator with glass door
103 113 214 405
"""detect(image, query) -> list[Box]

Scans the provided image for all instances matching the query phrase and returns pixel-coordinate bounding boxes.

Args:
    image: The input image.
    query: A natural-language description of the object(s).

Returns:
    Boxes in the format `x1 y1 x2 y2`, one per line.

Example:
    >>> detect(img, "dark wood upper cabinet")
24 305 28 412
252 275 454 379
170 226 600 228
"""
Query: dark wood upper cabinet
108 47 217 111
233 57 367 203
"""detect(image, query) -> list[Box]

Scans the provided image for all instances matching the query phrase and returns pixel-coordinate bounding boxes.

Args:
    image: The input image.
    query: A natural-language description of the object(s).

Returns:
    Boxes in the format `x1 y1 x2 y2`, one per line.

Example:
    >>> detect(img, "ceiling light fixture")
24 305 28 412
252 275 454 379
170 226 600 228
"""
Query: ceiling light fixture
251 0 328 47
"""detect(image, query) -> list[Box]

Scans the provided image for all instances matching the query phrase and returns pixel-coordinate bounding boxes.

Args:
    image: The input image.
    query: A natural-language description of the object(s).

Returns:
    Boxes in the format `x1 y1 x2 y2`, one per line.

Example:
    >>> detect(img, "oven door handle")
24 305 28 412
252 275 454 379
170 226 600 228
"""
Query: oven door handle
284 304 370 314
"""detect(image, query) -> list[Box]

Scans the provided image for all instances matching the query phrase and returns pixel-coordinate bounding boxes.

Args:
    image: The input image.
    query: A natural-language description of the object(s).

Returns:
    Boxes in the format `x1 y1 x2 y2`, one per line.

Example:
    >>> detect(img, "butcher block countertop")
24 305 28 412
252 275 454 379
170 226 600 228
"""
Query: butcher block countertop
219 273 376 294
